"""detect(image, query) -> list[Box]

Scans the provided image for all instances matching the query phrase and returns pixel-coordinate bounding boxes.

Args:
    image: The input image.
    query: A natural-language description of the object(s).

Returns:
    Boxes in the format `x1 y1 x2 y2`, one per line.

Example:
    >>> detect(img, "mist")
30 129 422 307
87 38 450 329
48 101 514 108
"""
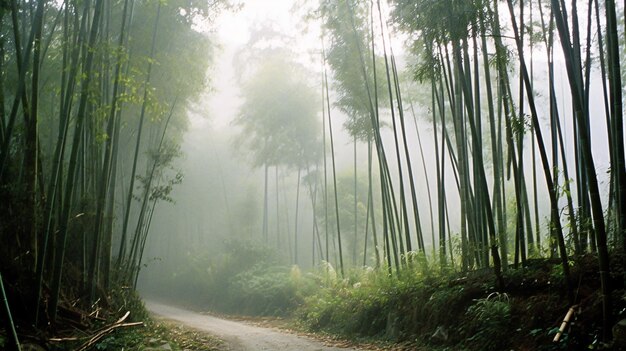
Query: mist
136 0 623 297
1 0 625 349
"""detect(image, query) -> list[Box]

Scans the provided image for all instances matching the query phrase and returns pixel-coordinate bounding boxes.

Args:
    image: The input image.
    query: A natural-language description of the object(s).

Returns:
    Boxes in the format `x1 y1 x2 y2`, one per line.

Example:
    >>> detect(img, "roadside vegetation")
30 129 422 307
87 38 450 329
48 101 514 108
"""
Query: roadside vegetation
24 291 224 351
0 0 232 348
2 0 626 349
142 0 626 349
142 239 626 350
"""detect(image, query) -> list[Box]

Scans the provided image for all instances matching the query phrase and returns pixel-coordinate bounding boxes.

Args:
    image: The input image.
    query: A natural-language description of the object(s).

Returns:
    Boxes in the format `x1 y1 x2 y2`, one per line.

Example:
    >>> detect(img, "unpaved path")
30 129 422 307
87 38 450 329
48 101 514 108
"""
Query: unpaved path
145 301 360 351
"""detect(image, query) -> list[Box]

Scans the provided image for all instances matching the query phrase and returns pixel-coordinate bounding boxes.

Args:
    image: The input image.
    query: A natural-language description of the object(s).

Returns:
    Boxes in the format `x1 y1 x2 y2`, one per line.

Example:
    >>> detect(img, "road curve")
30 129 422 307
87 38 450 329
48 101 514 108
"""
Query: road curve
145 300 360 351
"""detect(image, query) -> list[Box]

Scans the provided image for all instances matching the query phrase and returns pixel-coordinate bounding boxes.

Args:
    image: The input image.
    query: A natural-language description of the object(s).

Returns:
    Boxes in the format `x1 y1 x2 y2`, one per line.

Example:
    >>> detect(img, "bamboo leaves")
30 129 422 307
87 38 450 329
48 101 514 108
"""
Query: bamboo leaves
0 0 223 326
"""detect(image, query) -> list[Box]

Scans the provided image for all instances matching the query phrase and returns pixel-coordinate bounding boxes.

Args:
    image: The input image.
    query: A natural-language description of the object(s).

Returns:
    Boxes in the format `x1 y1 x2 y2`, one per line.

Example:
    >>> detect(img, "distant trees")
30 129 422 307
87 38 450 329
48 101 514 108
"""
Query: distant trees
234 46 321 264
319 0 417 274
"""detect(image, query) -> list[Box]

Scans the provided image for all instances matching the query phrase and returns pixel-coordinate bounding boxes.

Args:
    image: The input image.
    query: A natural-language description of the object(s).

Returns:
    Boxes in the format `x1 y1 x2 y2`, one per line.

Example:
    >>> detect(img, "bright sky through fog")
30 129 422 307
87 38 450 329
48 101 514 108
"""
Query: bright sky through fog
209 0 403 70
190 0 408 132
191 0 321 130
215 0 314 46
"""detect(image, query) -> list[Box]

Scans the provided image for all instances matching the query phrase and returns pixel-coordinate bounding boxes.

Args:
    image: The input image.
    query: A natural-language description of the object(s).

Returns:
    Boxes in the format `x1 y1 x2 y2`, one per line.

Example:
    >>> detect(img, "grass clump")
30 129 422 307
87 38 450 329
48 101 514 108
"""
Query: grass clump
229 265 311 315
461 293 512 350
293 259 586 350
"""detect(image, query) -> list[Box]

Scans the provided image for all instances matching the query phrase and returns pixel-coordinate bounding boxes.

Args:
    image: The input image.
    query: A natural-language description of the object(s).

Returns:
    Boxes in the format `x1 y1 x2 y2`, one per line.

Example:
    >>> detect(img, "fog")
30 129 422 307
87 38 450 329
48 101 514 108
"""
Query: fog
137 0 621 310
4 1 624 348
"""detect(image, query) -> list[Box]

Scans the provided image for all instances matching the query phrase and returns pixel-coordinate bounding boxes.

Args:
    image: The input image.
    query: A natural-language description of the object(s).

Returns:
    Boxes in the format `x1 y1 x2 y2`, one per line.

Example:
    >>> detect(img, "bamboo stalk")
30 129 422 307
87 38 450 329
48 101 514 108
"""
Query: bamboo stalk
553 305 578 342
1 273 21 351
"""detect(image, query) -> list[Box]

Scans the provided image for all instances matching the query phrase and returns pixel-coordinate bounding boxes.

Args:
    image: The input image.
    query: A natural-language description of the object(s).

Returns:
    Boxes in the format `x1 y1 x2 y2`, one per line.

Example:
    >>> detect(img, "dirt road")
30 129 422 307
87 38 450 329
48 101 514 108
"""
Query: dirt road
145 301 360 351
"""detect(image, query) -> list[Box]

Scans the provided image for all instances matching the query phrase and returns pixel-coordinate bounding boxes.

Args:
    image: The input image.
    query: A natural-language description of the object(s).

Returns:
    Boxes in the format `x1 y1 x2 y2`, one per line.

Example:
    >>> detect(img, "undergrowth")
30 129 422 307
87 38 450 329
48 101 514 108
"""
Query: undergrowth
48 290 223 351
142 241 625 350
294 255 625 350
141 239 313 316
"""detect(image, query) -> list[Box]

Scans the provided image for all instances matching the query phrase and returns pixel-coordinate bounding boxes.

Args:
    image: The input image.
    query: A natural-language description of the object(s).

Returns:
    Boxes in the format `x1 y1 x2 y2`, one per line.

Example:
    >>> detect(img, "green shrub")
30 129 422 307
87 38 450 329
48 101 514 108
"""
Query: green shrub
109 286 150 322
297 266 422 339
228 265 303 316
143 239 314 316
462 293 512 350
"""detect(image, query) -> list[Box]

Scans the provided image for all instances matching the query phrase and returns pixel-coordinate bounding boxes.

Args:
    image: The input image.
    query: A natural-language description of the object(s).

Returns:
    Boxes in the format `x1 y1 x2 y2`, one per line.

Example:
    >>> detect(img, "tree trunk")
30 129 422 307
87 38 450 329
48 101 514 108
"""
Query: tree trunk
504 0 573 303
1 273 21 351
550 0 612 337
50 0 105 324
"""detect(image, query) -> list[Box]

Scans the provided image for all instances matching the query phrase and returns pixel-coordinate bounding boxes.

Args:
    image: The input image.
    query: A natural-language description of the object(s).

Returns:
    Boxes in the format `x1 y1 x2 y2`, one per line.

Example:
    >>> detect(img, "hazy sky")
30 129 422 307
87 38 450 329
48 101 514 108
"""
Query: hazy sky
140 1 623 280
191 0 321 130
215 0 307 46
183 0 614 241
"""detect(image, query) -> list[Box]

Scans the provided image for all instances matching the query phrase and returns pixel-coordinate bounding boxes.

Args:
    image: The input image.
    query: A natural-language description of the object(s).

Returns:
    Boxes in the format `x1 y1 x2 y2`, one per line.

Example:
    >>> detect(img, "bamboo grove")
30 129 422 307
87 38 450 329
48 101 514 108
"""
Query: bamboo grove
239 0 625 340
0 0 230 329
1 0 626 343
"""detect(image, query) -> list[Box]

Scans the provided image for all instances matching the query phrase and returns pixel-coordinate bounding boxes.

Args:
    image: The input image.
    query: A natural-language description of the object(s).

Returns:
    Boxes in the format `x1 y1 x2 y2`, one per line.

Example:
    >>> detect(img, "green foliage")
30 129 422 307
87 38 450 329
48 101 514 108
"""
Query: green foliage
293 261 578 350
315 172 375 261
144 239 309 316
462 293 511 350
391 0 481 82
297 264 483 341
549 263 567 285
91 320 224 351
392 0 479 44
318 0 389 141
94 332 145 351
298 276 389 336
229 265 309 315
234 46 321 169
527 327 569 351
109 285 151 323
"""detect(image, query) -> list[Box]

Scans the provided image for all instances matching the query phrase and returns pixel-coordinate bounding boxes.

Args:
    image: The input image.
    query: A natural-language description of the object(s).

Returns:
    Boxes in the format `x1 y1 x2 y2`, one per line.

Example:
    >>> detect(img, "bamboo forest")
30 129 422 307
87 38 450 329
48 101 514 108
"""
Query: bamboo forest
0 0 625 350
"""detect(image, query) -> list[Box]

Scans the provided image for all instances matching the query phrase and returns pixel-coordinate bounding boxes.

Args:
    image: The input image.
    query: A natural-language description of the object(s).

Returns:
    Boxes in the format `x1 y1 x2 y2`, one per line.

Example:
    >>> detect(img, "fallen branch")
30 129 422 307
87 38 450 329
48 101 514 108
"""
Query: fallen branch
115 311 131 324
50 311 143 350
553 305 578 342
49 336 81 342
75 321 143 351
